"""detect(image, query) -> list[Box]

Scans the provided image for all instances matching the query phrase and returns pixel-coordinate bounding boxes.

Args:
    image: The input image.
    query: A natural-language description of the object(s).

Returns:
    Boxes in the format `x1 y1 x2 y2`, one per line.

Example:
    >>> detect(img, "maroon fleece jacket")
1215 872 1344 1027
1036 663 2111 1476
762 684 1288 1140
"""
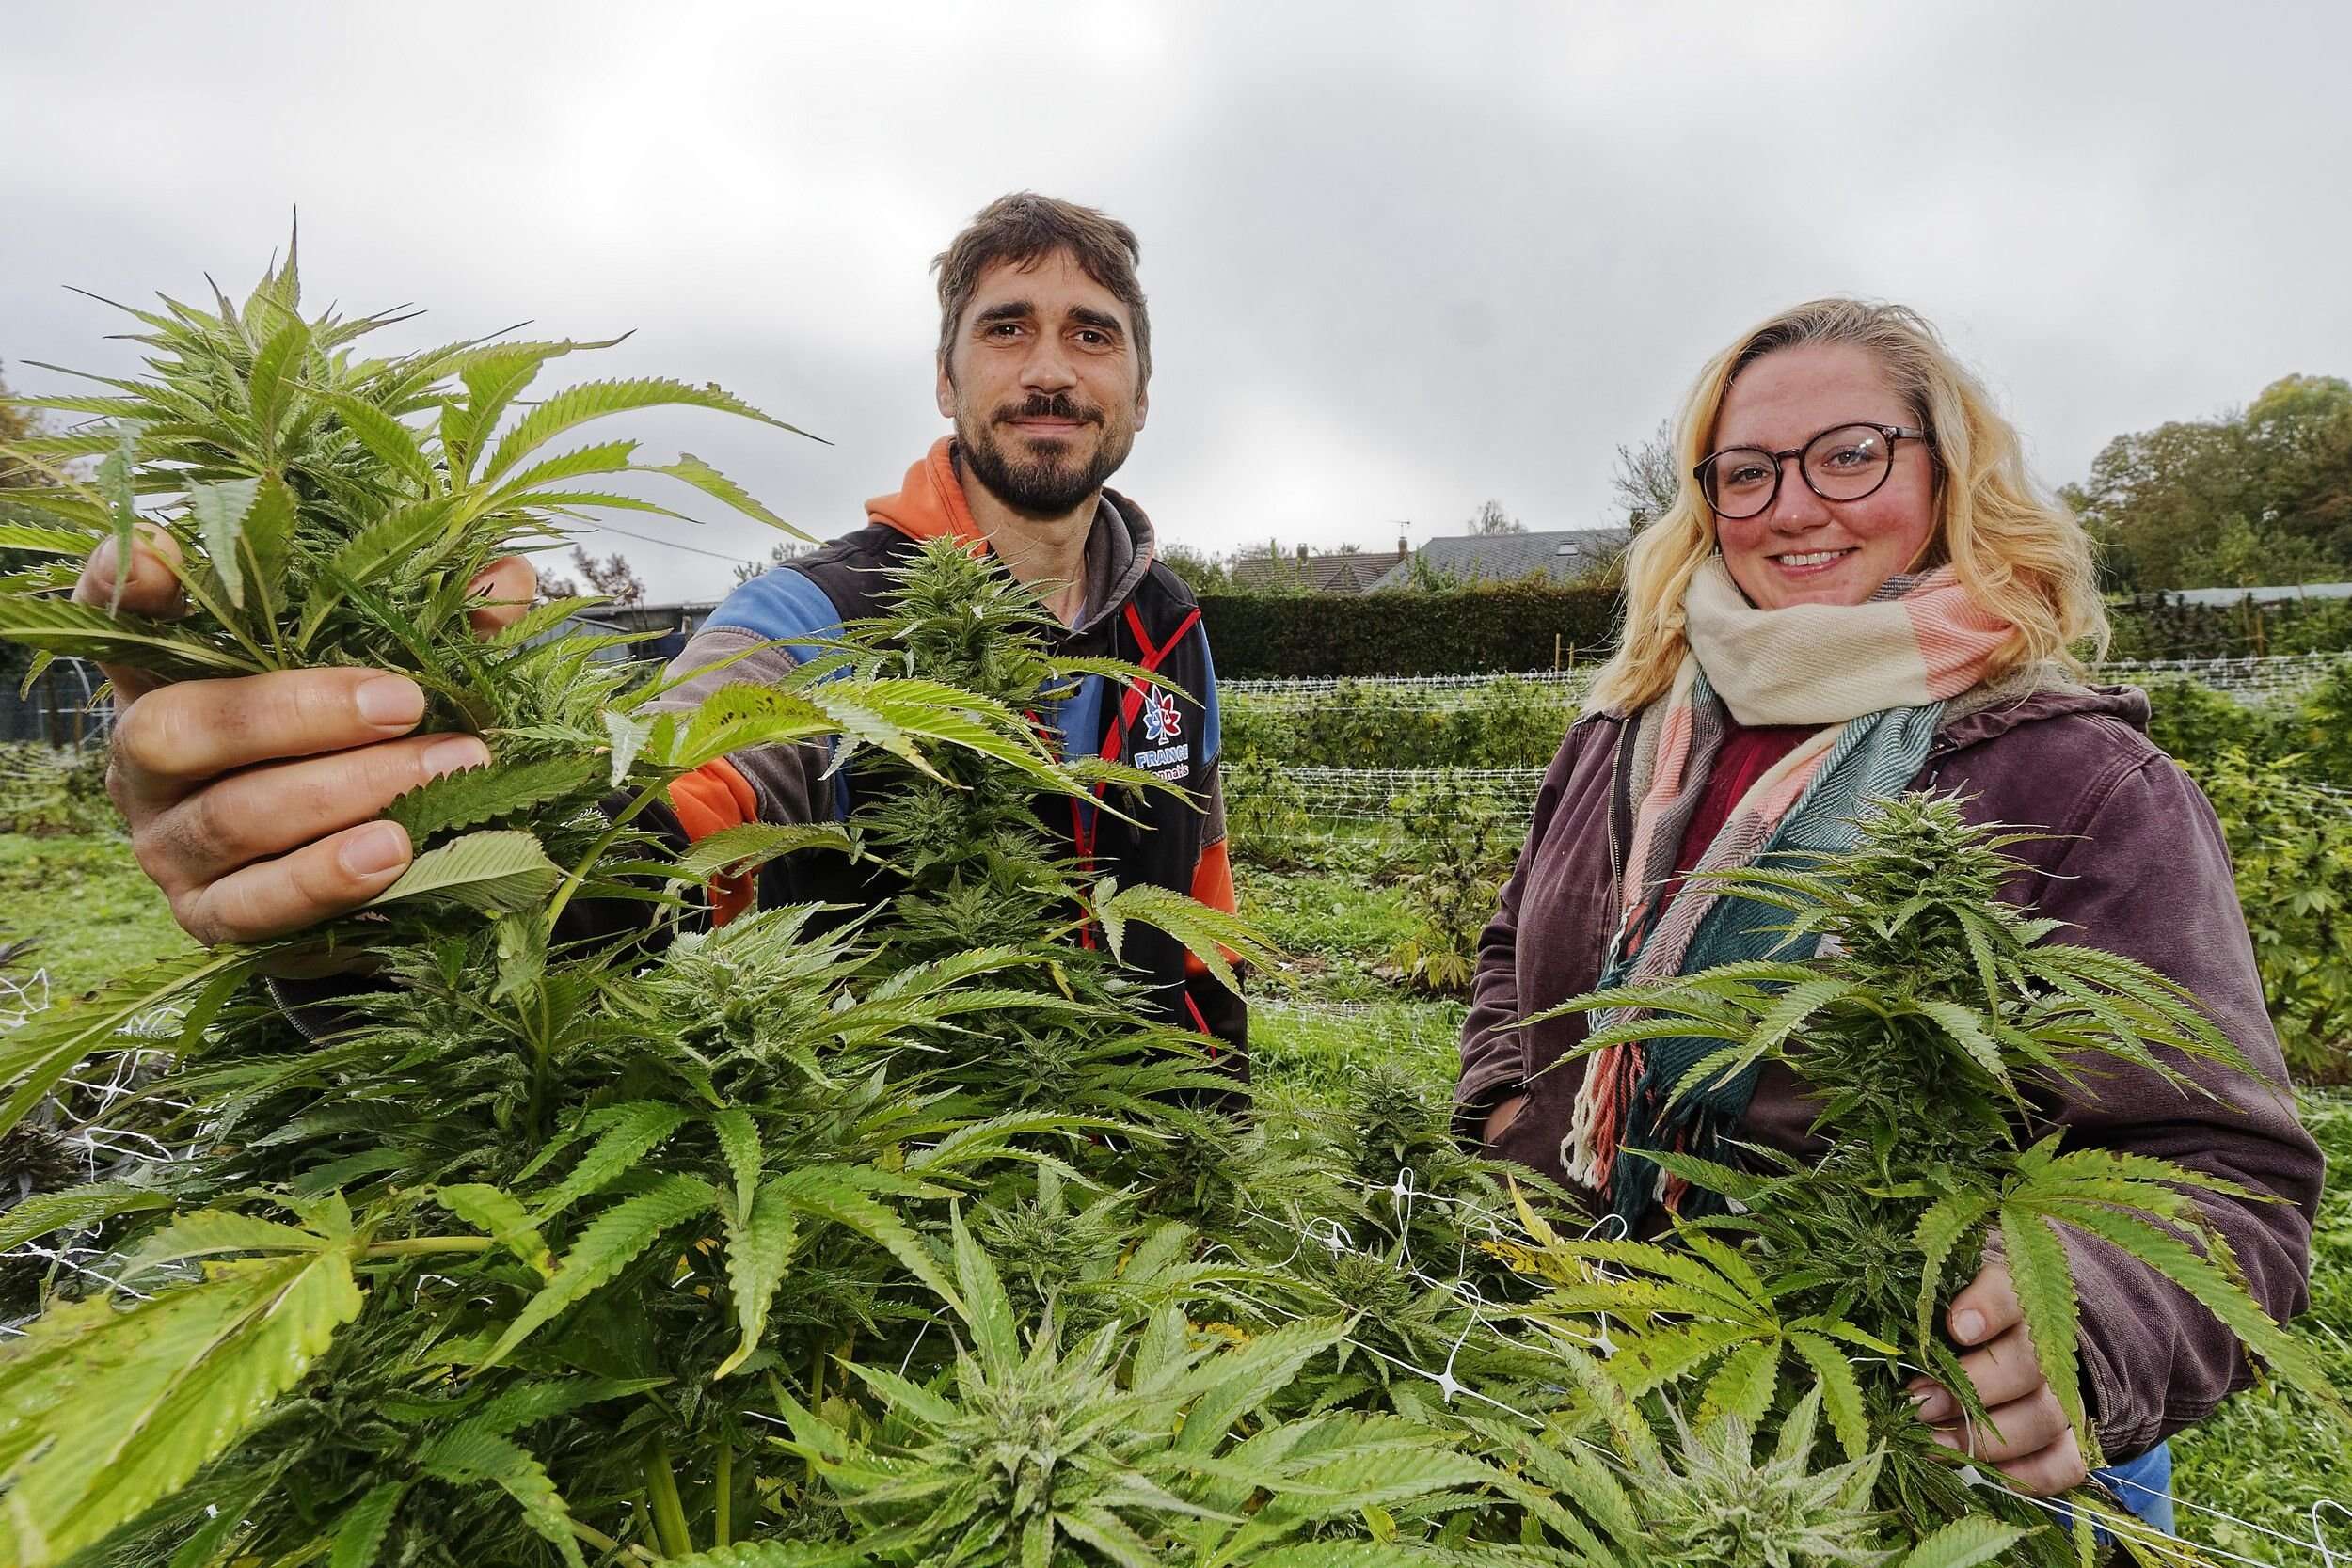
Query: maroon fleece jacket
1456 684 2324 1459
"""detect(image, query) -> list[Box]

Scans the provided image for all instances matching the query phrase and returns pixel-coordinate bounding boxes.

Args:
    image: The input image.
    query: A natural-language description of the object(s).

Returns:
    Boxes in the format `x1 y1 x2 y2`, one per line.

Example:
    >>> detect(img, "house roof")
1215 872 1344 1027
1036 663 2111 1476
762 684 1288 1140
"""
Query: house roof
1366 529 1631 591
2137 581 2352 608
1228 547 1410 594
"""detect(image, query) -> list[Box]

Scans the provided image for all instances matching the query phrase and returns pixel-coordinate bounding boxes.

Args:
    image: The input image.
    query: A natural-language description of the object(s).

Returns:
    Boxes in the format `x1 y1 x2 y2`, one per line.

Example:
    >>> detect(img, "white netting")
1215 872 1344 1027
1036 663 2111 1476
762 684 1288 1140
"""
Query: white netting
0 967 197 1335
2103 649 2350 704
1223 650 2349 712
1243 767 1547 823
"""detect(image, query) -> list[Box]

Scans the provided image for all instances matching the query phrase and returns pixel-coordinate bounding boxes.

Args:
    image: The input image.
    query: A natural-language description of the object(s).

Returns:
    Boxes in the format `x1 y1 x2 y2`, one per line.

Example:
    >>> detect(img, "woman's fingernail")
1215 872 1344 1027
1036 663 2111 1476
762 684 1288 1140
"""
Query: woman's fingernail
421 736 489 778
1954 1309 1986 1343
340 823 408 878
356 675 426 728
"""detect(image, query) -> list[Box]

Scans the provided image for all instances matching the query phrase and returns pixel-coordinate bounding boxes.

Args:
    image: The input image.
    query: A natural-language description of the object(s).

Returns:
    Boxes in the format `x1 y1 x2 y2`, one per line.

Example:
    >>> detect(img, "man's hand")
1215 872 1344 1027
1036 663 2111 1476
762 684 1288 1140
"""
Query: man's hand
75 525 536 945
1907 1259 2090 1496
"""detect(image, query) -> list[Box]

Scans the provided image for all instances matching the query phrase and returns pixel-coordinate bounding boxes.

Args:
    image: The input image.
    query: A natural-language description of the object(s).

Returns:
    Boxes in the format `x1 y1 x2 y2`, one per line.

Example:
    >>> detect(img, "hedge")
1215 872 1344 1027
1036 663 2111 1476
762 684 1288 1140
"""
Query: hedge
1194 583 2351 677
1197 582 1623 677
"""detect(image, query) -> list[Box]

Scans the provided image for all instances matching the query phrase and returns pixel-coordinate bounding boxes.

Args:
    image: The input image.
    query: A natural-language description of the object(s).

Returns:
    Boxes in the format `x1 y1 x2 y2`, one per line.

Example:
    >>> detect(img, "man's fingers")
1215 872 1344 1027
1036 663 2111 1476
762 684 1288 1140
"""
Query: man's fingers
1947 1322 2047 1410
1947 1259 2024 1348
110 668 430 805
174 822 415 946
74 527 188 705
1991 1426 2090 1498
467 555 538 636
137 731 489 891
1929 1384 2070 1465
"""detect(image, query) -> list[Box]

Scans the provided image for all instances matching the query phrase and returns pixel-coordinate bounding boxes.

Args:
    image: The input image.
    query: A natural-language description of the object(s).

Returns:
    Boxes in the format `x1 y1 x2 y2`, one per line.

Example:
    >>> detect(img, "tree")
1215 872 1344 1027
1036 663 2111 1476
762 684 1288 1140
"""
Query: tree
1611 418 1681 531
1 364 48 491
732 538 816 587
2174 515 2333 591
537 545 647 604
2065 373 2352 592
1466 499 1522 535
1157 542 1228 593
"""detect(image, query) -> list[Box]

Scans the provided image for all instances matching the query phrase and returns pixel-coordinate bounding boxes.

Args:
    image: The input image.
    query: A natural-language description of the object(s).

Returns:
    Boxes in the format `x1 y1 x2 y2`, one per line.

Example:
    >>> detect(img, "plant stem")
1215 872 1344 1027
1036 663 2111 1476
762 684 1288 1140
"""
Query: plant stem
714 1437 733 1548
645 1438 692 1560
570 1519 660 1565
362 1236 495 1258
545 775 670 928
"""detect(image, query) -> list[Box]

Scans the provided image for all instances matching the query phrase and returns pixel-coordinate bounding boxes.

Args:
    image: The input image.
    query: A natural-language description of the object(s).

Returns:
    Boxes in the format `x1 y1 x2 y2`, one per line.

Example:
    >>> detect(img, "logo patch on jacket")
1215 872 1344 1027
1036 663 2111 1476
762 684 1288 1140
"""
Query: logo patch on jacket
1133 685 1191 780
1140 687 1183 745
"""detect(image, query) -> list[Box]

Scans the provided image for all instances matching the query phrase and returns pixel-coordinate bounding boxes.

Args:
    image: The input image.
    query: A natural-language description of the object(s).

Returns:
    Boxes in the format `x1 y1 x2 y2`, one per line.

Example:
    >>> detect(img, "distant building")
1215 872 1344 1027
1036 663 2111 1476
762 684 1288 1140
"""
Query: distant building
2129 581 2352 609
1366 528 1630 592
1227 537 1411 594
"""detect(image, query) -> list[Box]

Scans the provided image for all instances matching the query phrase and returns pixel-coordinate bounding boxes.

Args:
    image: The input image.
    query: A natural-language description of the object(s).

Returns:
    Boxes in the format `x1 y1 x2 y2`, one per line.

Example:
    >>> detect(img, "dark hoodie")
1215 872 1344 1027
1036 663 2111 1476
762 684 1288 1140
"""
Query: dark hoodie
651 438 1247 1062
1457 679 2324 1460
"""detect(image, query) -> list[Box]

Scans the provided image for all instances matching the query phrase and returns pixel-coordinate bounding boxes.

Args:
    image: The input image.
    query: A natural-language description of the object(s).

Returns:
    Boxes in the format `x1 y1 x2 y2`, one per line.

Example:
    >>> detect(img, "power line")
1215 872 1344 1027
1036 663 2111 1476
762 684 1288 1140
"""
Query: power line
565 520 762 567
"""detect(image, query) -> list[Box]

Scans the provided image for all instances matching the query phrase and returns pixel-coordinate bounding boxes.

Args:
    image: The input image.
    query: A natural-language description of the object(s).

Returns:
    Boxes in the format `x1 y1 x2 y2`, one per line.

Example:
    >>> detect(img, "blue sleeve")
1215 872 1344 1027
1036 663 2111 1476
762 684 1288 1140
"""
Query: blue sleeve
1198 620 1222 763
704 565 843 661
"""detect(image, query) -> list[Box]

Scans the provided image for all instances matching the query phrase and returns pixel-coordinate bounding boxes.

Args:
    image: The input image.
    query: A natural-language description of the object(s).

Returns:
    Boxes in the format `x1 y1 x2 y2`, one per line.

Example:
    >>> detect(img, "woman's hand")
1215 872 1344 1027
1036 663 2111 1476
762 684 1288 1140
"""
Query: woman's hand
1906 1259 2090 1496
76 526 536 945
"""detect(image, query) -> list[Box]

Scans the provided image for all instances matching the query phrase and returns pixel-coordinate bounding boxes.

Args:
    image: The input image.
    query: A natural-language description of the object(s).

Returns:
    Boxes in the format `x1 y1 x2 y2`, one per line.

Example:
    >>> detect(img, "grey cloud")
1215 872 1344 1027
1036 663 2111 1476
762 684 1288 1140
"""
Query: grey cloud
7 0 2347 602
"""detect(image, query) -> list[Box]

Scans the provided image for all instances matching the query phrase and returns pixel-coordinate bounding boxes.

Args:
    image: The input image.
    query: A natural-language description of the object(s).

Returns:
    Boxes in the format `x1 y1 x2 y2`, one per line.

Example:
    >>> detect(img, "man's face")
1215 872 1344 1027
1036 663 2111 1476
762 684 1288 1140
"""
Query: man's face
936 248 1147 517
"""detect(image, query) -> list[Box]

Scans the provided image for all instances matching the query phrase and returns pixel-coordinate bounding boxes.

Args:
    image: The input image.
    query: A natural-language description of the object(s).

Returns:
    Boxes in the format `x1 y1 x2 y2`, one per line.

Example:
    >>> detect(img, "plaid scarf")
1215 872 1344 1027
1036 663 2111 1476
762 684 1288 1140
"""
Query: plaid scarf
1565 558 2013 1228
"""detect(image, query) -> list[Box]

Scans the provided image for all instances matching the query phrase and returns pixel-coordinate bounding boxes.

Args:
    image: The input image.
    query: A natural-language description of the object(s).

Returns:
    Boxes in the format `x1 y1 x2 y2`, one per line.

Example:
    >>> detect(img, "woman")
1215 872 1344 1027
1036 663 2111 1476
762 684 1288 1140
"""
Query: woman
1455 299 2320 1525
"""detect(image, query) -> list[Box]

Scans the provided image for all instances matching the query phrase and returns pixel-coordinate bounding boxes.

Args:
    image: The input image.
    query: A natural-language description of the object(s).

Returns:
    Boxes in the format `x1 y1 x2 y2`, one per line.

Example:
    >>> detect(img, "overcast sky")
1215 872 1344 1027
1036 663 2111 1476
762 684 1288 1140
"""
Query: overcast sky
8 2 2349 602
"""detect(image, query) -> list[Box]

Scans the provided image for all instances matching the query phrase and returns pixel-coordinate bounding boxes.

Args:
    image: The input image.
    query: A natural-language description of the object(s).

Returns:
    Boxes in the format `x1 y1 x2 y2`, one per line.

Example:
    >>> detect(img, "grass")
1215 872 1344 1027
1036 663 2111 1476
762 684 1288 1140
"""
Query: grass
0 829 190 998
2168 1087 2352 1554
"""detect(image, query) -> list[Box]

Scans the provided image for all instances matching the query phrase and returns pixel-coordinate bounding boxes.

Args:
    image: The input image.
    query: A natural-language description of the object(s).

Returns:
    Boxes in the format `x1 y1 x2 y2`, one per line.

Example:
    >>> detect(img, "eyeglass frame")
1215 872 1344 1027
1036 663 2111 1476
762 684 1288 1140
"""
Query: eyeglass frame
1692 421 1932 520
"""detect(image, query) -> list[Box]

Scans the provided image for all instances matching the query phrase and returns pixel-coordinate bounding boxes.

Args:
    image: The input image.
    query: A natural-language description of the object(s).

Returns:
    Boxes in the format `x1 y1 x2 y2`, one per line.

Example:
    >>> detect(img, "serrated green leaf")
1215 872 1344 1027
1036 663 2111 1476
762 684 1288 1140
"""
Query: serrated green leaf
0 946 250 1139
1697 1338 1778 1430
433 1183 553 1276
671 821 856 881
1998 1207 2087 1452
1894 1515 2030 1568
769 1164 963 1320
1786 1330 1871 1462
644 452 815 537
327 1481 407 1568
316 391 435 490
417 1428 585 1568
385 754 600 840
534 1101 693 1219
0 594 265 677
0 523 98 555
0 1249 361 1566
480 377 809 485
481 1175 716 1370
714 1183 798 1380
188 477 262 609
366 830 561 913
1090 879 1275 996
0 1182 174 1253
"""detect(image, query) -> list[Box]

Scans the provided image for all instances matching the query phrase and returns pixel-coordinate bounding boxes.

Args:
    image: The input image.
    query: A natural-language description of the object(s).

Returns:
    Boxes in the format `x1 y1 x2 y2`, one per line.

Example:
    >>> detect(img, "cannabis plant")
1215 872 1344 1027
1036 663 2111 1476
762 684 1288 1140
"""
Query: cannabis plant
1507 792 2344 1554
6 242 2317 1568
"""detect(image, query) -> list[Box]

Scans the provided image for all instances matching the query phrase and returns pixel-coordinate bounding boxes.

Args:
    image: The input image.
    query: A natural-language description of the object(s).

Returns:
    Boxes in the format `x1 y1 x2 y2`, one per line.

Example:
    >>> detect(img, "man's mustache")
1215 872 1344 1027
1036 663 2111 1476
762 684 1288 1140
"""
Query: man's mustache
994 394 1104 427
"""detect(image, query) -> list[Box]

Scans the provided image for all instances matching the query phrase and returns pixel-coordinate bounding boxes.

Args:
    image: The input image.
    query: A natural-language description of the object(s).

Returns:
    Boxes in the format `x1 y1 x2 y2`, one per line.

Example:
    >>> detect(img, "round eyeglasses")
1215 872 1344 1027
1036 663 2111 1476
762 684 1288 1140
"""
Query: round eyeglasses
1693 422 1931 520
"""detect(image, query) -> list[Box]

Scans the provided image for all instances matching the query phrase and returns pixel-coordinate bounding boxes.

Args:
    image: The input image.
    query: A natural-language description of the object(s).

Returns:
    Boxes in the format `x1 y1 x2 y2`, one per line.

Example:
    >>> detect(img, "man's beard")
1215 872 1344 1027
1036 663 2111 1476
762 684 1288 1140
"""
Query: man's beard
958 392 1135 517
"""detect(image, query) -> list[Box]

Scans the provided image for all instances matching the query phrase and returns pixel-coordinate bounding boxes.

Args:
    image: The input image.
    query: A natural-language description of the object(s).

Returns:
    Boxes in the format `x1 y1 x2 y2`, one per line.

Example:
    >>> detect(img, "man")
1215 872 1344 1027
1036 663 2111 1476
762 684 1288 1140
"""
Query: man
74 191 1245 1059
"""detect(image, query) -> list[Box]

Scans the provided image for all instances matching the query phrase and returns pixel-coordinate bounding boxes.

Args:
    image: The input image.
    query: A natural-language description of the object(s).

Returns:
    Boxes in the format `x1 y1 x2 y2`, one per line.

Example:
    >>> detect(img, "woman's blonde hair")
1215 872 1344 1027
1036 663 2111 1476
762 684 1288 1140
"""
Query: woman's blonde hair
1587 298 2108 714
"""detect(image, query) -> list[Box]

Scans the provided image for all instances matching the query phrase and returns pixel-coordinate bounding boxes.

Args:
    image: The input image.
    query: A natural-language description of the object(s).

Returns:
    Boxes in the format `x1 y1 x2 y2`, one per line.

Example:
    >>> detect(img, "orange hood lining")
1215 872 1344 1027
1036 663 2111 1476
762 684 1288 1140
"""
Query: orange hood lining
865 437 988 546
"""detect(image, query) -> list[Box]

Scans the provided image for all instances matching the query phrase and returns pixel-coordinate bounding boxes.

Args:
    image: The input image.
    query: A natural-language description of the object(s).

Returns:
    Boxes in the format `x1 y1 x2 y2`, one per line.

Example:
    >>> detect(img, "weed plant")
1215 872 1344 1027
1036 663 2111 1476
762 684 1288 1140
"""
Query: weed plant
0 245 2337 1568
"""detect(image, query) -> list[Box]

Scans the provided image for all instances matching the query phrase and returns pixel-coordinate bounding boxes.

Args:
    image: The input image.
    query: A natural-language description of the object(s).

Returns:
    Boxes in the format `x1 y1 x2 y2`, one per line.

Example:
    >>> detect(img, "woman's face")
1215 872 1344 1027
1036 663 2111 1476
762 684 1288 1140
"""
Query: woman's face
1708 341 1938 610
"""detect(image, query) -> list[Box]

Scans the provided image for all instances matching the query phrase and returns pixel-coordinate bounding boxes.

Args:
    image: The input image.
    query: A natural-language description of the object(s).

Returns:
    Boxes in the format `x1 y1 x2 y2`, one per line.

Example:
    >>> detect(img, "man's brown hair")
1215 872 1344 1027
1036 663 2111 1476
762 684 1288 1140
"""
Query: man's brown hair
933 192 1152 388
